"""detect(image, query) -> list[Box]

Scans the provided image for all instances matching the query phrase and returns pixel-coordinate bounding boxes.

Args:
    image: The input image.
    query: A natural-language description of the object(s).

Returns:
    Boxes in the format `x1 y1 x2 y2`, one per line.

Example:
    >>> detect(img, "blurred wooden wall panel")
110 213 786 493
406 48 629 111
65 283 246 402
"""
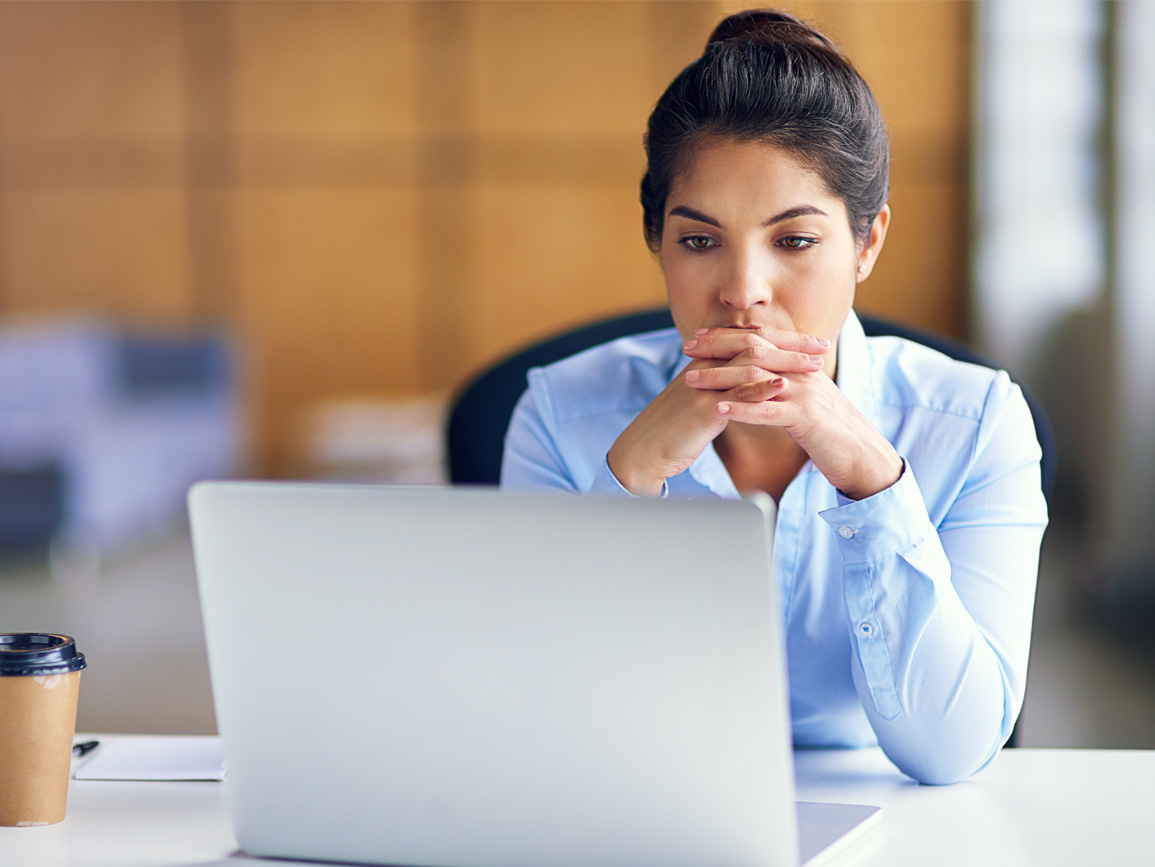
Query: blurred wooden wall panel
464 0 689 373
859 181 968 335
0 1 186 138
228 1 422 469
470 182 665 368
1 189 192 319
831 0 971 337
228 202 423 463
231 1 418 137
844 0 971 140
0 1 974 473
235 187 421 471
472 1 658 136
409 1 477 391
467 128 661 369
0 1 191 319
648 2 726 89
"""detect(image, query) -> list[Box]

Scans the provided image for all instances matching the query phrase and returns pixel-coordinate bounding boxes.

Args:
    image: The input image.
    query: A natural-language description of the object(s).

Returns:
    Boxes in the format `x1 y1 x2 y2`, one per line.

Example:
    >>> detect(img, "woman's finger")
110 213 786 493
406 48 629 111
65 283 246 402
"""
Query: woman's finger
688 326 830 355
724 377 788 404
684 339 825 373
716 396 793 425
685 363 784 391
683 330 826 371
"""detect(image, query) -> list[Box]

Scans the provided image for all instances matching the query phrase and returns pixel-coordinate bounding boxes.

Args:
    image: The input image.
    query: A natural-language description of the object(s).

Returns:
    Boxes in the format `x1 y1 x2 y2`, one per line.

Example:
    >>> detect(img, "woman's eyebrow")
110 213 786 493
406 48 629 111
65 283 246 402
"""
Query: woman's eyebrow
763 205 828 226
667 204 828 228
667 205 720 227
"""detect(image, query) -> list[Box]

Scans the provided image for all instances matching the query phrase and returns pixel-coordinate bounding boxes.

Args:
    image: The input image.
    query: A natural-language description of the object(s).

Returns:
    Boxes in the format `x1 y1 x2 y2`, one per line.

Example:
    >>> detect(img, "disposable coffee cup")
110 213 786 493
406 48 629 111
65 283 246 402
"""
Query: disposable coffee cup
0 633 86 826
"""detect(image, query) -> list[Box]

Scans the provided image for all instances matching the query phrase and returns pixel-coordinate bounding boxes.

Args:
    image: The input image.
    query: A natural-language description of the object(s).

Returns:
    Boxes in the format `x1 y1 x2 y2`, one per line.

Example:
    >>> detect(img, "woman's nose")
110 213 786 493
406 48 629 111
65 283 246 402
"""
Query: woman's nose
719 255 771 309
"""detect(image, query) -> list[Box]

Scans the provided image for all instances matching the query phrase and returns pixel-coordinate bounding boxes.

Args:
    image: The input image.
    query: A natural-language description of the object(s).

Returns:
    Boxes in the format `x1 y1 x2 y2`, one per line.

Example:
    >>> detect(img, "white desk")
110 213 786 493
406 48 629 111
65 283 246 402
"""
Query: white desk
1 736 1151 867
794 746 1152 865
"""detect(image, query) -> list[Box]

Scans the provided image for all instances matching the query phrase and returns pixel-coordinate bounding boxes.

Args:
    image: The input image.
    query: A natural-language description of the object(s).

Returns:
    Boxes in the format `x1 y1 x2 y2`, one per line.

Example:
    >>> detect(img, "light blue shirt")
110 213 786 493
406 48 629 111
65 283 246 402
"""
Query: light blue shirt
501 312 1048 785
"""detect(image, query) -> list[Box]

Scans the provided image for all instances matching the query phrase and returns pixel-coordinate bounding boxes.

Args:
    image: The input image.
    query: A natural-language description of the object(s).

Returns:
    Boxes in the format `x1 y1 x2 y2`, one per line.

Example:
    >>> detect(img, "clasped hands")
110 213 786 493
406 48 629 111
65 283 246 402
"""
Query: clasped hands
607 325 903 499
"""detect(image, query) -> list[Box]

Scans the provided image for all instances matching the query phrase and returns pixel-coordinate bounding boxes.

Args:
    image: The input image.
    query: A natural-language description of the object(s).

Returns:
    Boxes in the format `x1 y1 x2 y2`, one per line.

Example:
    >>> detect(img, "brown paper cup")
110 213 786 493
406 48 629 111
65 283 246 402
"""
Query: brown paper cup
0 634 86 827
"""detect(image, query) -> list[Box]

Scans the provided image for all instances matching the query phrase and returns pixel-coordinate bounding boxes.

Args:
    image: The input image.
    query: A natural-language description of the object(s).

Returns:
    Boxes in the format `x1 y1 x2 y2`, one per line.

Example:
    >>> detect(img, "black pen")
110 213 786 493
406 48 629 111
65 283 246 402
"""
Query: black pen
72 740 100 758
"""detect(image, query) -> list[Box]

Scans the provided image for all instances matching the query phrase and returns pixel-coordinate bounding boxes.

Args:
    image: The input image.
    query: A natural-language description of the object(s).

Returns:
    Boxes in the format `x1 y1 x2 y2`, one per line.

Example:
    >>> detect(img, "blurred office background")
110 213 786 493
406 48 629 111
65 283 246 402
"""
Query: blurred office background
1 1 1153 747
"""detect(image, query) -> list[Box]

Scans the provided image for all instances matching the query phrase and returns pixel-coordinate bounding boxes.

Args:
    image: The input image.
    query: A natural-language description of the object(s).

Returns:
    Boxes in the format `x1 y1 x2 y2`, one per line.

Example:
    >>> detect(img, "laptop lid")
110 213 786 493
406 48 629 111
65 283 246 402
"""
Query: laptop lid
190 482 861 867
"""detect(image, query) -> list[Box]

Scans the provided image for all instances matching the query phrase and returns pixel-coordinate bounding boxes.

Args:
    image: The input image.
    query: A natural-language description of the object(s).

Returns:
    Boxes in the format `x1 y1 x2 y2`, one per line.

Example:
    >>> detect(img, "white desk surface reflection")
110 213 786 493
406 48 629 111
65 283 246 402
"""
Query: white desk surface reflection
1 736 1150 867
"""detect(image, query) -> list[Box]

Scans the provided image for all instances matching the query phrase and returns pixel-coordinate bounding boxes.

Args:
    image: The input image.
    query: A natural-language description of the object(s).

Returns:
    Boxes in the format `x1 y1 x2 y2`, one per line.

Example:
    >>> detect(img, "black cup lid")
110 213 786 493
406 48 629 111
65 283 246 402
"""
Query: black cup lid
0 633 87 676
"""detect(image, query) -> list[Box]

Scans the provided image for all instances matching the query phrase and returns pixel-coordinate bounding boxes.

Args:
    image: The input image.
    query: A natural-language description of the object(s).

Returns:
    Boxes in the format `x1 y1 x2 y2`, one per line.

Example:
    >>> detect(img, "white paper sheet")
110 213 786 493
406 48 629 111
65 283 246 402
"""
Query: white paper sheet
73 736 225 781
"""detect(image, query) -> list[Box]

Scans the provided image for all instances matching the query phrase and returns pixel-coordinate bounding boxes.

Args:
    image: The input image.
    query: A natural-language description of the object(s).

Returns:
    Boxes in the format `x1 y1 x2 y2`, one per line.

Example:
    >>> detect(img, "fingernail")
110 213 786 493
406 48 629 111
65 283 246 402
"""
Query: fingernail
809 355 824 365
693 328 709 337
683 340 698 352
771 377 784 387
717 403 731 414
685 369 699 383
816 337 831 347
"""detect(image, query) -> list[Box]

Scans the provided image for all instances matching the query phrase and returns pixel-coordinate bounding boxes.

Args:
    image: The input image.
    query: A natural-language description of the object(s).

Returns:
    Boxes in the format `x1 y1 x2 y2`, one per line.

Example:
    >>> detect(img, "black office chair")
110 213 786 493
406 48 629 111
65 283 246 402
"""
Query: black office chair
446 306 1056 502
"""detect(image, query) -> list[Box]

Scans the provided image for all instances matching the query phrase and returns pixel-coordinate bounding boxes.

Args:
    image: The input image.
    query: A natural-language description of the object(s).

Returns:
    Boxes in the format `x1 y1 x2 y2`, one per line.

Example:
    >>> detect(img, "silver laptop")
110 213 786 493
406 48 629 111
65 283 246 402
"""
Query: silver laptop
189 482 879 867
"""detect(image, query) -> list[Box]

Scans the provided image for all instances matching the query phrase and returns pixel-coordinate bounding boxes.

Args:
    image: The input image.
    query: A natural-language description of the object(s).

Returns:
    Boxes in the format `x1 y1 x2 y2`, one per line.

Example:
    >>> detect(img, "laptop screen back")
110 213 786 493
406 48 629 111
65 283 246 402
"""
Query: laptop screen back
190 482 798 867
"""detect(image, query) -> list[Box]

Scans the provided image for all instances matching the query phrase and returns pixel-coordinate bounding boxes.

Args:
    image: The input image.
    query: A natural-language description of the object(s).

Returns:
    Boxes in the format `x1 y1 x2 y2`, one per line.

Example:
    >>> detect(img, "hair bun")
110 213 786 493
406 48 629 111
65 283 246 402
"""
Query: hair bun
706 8 839 54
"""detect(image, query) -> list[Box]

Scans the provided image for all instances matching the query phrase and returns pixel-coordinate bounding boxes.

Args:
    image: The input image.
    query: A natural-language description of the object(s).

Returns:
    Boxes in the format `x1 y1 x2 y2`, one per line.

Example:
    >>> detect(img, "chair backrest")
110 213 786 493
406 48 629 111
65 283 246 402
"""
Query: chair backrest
445 307 1056 504
446 309 677 487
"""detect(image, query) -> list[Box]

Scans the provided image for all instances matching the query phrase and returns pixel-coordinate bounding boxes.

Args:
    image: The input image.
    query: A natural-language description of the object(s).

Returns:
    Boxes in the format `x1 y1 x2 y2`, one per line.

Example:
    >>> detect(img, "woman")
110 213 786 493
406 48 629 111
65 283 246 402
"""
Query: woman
501 9 1047 785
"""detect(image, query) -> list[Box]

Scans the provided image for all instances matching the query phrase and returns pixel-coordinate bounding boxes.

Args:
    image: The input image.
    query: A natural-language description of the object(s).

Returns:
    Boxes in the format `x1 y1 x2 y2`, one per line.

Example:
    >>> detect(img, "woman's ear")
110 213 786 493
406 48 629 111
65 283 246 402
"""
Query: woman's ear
855 204 890 281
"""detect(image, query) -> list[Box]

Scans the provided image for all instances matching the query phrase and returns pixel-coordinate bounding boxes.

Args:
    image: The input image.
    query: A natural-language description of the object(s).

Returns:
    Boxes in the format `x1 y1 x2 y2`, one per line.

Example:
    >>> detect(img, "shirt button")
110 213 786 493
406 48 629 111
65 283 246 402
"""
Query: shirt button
838 526 855 539
859 621 874 637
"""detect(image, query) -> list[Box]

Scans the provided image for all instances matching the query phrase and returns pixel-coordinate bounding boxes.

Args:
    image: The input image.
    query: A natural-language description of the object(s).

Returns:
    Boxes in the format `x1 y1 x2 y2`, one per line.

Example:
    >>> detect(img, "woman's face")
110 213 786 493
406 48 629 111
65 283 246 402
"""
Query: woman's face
659 139 887 375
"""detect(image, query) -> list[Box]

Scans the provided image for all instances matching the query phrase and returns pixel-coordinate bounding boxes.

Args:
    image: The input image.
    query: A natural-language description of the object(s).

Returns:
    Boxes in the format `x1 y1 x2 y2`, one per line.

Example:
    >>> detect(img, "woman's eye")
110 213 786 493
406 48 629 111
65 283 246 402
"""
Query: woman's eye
780 236 817 250
680 236 717 252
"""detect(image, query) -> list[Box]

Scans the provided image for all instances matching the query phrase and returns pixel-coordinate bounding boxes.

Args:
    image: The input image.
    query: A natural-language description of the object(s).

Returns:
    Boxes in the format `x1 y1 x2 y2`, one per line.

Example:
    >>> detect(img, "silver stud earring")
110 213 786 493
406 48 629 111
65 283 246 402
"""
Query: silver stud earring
858 265 867 274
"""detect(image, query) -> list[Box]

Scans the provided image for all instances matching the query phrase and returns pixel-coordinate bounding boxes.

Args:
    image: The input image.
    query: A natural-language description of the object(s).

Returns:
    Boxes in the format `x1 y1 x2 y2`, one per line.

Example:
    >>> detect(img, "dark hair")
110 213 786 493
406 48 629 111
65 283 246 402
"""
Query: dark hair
640 8 889 250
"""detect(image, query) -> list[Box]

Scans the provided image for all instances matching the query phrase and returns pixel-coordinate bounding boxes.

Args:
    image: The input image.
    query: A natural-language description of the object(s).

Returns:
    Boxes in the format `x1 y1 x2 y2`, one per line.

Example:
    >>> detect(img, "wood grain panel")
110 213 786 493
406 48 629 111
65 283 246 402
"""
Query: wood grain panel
470 182 666 370
476 134 644 186
232 1 418 138
181 1 238 324
0 1 186 138
412 2 476 392
0 139 184 190
647 2 726 91
0 0 974 473
839 0 971 142
1 189 191 320
855 180 969 337
234 187 422 469
471 1 656 136
232 137 419 188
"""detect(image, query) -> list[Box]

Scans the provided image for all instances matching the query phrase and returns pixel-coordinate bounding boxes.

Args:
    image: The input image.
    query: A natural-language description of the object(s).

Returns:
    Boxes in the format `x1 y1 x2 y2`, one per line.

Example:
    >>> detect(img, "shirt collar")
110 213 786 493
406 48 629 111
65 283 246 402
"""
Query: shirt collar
835 310 883 434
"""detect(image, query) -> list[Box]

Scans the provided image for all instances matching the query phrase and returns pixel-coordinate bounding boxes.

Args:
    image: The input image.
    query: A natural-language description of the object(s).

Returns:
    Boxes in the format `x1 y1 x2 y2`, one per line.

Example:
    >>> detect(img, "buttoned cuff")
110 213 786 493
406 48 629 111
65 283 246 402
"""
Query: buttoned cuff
818 459 940 722
818 459 934 564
